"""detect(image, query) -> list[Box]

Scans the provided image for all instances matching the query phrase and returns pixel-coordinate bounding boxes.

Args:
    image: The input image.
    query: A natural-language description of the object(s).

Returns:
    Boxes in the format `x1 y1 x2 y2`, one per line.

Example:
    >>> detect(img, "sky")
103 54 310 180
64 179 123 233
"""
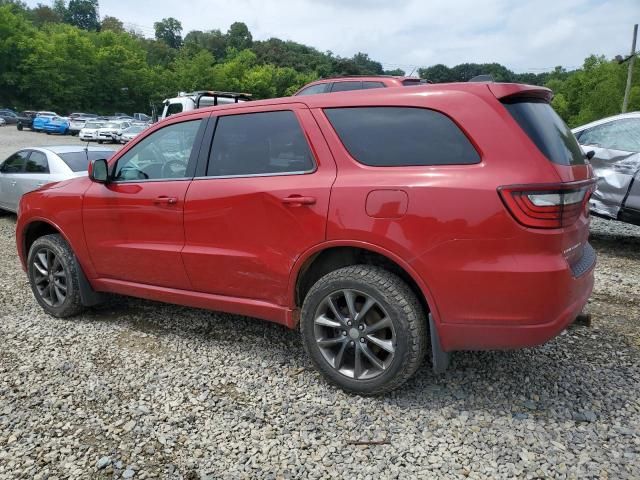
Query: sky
29 0 640 73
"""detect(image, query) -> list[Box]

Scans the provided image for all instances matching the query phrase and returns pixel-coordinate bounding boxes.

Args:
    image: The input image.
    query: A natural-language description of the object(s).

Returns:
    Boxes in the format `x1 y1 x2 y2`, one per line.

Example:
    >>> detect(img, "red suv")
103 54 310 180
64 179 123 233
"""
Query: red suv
16 82 596 394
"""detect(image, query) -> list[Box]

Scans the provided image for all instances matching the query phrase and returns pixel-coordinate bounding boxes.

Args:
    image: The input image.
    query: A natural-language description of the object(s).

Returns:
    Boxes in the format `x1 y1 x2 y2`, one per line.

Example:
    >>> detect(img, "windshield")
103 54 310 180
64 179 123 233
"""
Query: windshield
102 122 119 128
502 98 585 166
58 150 115 172
84 122 103 129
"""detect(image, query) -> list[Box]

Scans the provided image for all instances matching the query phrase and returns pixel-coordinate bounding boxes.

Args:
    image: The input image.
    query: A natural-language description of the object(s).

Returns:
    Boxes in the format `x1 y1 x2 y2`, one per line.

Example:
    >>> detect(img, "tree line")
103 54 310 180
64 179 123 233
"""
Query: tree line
1 0 638 126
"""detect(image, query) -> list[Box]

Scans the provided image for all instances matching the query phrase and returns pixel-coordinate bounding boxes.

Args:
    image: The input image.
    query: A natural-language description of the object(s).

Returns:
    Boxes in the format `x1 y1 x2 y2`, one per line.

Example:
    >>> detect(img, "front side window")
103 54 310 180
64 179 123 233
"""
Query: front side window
296 83 330 96
578 118 640 153
0 151 30 173
207 111 314 177
325 107 480 166
25 151 49 173
114 120 202 181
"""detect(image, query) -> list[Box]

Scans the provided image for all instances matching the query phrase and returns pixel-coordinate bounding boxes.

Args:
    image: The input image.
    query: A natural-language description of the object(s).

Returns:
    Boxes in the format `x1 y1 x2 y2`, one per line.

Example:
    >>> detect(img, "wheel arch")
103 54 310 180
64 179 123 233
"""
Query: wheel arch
289 241 441 326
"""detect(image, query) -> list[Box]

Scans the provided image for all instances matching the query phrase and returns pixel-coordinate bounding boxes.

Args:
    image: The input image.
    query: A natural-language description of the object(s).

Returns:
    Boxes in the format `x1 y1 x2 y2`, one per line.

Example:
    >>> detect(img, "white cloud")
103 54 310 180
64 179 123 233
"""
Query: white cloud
30 0 640 72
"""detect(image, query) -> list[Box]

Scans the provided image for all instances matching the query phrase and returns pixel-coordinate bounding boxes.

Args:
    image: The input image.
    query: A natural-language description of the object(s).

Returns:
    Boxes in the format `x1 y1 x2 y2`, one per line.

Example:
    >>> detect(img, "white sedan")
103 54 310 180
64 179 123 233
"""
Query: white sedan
79 121 105 141
0 146 115 213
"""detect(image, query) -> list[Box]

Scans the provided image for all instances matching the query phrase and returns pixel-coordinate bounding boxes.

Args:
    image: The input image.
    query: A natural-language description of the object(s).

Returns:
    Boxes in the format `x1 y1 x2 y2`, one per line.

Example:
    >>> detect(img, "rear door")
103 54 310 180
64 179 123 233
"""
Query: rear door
182 104 336 305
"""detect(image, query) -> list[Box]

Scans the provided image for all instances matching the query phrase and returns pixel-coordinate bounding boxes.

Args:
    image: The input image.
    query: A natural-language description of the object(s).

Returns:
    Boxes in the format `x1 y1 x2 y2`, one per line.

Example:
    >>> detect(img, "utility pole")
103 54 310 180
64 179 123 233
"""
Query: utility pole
622 24 638 113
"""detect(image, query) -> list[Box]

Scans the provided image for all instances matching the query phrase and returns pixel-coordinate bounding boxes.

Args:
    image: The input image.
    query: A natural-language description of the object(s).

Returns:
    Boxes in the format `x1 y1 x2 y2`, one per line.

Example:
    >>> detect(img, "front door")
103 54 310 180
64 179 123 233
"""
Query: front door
83 115 207 289
0 150 29 211
182 105 336 305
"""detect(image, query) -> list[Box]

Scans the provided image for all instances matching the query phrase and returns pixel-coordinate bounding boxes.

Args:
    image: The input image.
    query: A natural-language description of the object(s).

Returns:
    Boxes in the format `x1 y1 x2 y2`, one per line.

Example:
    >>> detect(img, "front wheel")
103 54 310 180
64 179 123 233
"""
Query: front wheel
27 234 84 318
301 265 427 395
17 123 23 131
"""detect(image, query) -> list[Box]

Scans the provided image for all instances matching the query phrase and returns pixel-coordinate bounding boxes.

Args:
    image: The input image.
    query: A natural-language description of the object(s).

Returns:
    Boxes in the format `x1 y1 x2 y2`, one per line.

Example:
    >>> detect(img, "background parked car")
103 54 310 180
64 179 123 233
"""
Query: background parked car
16 111 37 130
97 120 130 143
32 112 59 132
43 116 70 135
116 124 147 143
573 112 640 227
79 121 105 141
68 116 96 136
0 110 19 125
0 146 116 213
0 118 6 127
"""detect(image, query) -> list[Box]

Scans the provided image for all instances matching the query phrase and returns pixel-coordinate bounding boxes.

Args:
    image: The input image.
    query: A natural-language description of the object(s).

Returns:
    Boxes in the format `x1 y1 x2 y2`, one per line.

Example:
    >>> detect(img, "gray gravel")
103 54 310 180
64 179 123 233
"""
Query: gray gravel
1 128 639 478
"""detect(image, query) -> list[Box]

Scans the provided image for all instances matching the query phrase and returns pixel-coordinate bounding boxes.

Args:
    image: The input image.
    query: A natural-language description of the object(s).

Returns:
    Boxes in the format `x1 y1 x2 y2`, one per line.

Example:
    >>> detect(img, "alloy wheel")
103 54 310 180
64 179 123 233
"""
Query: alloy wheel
31 248 67 307
313 289 396 380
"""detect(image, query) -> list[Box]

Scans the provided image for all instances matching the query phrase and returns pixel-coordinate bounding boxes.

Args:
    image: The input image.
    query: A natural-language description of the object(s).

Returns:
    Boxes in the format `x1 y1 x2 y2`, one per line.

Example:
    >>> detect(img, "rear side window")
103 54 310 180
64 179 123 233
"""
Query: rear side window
362 81 385 89
59 150 115 172
503 99 585 166
207 111 315 177
26 151 49 173
324 107 480 166
331 81 362 92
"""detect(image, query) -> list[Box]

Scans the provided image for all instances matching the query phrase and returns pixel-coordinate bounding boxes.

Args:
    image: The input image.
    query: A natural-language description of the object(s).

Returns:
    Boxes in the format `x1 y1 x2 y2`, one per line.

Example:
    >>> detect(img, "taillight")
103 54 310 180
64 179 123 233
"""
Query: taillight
498 179 596 229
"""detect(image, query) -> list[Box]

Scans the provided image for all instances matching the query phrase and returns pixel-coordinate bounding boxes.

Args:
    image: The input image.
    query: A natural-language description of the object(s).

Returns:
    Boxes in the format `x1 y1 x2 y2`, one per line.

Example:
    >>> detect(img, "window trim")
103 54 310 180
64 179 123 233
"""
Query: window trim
110 117 208 183
198 109 318 180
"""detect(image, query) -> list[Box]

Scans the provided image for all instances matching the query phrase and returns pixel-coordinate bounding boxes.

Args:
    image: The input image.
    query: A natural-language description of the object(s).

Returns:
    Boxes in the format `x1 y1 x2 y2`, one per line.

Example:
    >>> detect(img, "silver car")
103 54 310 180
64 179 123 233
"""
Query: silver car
0 146 115 213
573 112 640 227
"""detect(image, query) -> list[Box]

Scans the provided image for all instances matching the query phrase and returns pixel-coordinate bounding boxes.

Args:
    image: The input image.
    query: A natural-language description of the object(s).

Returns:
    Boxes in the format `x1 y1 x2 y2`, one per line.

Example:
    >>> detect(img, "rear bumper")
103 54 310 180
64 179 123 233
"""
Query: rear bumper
427 242 596 351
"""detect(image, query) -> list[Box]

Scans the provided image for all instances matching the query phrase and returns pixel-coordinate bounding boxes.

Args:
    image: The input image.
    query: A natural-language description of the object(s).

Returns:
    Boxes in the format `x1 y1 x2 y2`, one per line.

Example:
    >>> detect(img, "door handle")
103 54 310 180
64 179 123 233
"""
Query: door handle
10 181 17 187
281 195 316 206
153 196 178 205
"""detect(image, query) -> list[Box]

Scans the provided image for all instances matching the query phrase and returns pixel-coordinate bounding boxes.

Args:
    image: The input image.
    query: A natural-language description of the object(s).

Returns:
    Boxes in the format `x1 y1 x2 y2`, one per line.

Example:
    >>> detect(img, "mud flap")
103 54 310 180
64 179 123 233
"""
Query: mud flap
76 256 105 307
429 313 450 374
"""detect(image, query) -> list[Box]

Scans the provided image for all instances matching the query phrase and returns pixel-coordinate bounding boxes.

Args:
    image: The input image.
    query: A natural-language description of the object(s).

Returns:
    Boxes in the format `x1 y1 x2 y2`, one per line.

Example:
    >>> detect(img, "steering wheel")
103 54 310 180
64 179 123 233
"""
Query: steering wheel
161 159 186 178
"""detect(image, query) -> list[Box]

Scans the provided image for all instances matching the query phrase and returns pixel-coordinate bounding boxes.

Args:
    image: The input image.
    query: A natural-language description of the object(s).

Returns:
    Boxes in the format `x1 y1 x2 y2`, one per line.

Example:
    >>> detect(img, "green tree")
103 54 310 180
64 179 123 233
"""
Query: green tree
65 0 99 31
101 15 123 33
154 17 182 49
226 21 252 51
30 4 63 26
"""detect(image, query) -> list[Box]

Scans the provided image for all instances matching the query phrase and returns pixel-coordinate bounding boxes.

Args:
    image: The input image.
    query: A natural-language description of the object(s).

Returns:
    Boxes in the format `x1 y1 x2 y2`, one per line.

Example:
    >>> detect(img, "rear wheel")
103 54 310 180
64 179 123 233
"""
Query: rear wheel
27 234 84 318
17 123 23 131
301 265 427 395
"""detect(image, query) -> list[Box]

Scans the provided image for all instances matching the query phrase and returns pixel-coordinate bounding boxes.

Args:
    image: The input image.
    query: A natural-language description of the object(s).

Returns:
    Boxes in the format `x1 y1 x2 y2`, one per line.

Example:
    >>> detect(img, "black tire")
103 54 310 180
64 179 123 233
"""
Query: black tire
17 123 23 131
301 265 427 395
27 234 84 318
97 140 103 144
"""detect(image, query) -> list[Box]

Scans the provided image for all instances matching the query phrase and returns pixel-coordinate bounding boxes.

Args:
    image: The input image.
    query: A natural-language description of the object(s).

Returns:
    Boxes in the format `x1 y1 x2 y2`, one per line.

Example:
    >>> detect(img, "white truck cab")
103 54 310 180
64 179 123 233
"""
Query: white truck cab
159 91 252 121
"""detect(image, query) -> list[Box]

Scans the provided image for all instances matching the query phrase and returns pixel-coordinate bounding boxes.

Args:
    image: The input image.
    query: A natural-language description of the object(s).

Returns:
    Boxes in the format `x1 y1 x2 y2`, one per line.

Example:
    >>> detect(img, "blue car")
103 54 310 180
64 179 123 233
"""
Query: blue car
43 116 70 135
32 115 54 132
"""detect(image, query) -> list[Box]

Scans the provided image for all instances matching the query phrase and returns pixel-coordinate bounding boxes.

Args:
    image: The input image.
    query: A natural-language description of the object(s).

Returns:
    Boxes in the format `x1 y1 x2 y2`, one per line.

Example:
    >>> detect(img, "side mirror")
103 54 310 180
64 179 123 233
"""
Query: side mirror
585 150 595 161
89 158 109 183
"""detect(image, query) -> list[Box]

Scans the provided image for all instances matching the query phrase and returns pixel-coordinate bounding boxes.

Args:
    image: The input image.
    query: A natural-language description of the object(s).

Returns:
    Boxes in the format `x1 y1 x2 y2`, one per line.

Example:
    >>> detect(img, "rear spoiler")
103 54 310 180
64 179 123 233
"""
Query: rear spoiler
488 83 553 103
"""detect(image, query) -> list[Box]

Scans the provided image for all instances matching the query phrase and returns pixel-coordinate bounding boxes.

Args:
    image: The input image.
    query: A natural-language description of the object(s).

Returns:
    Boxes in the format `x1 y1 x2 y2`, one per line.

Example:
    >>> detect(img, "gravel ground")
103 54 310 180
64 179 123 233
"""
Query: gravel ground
1 128 639 478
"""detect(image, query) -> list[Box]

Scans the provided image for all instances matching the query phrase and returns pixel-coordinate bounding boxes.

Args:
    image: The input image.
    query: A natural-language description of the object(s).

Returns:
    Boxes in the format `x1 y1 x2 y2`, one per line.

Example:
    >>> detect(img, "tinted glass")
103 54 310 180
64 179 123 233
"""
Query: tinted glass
362 81 385 90
166 103 183 117
331 81 362 92
58 150 115 172
325 107 480 167
503 99 585 166
26 151 49 173
296 83 329 96
578 118 640 153
0 151 29 173
114 120 202 181
207 111 314 177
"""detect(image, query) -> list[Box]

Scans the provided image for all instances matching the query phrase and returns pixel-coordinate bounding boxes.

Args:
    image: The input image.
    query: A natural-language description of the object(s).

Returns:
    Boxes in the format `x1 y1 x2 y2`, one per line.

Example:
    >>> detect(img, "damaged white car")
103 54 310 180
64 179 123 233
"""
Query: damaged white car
573 112 640 227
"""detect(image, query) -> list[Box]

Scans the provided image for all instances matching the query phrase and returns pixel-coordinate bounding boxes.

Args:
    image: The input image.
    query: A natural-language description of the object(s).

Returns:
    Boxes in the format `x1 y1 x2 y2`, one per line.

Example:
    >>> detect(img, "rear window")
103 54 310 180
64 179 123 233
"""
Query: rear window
58 150 115 172
502 98 585 166
324 107 480 167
